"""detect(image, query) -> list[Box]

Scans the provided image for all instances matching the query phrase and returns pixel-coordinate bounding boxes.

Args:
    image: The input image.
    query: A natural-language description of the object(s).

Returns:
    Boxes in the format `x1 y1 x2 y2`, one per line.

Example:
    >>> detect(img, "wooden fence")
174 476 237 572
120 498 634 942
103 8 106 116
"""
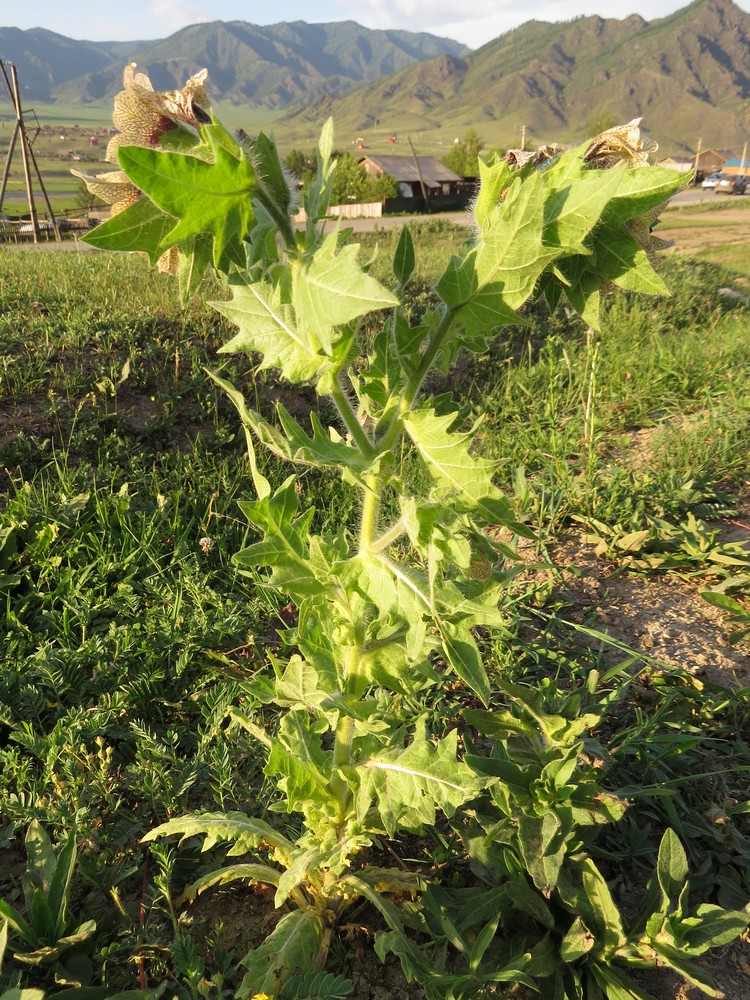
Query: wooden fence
0 219 92 243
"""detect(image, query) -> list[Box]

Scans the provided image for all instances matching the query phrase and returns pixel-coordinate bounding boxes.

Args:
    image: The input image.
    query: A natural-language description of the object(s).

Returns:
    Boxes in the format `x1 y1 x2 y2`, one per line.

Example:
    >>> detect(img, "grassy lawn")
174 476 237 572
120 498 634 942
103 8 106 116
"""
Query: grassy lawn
1 230 749 997
0 115 111 217
690 240 750 275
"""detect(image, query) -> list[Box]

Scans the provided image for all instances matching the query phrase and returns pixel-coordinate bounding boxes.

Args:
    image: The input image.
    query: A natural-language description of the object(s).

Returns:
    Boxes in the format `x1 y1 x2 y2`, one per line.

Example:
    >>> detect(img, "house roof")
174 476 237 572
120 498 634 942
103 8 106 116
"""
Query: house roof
359 155 462 186
694 149 726 162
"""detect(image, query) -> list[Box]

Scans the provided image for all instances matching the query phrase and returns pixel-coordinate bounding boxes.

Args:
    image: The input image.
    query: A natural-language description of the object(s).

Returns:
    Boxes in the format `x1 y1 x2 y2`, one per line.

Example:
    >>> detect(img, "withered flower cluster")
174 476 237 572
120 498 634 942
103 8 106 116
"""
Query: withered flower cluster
72 64 211 270
504 117 672 261
583 117 658 168
584 117 672 259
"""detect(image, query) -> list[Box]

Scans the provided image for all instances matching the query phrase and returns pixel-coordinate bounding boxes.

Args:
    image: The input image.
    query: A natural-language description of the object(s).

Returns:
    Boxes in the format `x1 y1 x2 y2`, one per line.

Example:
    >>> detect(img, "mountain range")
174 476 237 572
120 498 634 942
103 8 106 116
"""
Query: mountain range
0 21 467 108
290 0 750 151
1 0 749 151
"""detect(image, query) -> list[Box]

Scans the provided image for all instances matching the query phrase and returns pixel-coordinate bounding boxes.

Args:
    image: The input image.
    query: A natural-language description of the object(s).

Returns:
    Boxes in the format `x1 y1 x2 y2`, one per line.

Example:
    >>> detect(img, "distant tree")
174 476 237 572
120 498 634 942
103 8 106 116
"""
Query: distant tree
484 145 507 162
283 149 317 188
74 177 101 212
442 129 483 178
586 112 617 137
369 171 400 200
330 153 399 205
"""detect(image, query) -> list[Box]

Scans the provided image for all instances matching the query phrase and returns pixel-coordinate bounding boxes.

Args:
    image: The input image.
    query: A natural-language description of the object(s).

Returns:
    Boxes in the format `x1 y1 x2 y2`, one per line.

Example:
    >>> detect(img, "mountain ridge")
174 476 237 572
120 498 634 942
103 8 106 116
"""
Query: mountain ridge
281 0 750 150
0 20 468 107
1 0 749 151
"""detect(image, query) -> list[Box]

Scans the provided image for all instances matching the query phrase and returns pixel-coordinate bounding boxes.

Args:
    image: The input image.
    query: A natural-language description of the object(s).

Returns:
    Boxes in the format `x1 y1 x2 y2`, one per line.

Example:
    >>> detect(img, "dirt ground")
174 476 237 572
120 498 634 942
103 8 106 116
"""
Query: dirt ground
530 518 750 999
552 519 750 691
658 203 750 257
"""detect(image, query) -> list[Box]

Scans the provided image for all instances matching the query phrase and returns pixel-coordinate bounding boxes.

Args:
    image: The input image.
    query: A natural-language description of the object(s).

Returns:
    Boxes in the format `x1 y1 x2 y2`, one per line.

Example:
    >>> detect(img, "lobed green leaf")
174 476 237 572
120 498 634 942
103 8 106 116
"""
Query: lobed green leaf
238 910 323 998
82 197 174 265
118 125 257 270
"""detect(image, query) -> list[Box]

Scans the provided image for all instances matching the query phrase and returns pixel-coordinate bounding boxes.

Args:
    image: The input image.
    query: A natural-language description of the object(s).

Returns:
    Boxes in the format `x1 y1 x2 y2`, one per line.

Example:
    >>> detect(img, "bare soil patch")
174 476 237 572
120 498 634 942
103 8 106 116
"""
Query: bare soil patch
550 522 750 997
552 523 750 690
659 204 750 255
0 398 52 453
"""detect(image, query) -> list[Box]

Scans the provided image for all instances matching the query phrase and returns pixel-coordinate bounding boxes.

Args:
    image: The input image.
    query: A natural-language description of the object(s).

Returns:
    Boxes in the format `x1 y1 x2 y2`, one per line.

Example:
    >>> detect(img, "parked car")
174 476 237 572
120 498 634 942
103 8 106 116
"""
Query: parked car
18 220 54 233
701 172 722 189
715 174 747 195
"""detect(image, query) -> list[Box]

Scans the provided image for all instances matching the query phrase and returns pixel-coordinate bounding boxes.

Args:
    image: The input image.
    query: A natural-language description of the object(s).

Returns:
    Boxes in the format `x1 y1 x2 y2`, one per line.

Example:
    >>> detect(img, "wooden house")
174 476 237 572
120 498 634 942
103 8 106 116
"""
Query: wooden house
694 149 726 176
358 154 463 198
657 156 693 174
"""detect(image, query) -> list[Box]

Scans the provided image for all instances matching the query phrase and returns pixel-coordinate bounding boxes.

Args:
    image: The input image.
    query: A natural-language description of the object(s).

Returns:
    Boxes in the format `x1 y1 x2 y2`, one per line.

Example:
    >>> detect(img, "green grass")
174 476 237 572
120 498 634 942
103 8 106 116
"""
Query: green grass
0 116 111 217
7 102 115 126
1 242 749 996
691 241 750 276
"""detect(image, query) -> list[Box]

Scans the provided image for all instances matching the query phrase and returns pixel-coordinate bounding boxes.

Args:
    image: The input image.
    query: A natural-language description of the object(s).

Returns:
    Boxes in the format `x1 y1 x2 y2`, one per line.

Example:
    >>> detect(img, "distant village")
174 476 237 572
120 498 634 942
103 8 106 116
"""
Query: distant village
659 149 748 183
2 121 748 243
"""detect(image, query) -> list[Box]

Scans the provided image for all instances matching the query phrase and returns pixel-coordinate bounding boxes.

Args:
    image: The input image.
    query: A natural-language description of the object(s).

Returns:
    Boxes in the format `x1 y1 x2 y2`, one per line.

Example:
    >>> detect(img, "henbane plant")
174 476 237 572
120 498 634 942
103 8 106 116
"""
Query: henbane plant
77 68 748 998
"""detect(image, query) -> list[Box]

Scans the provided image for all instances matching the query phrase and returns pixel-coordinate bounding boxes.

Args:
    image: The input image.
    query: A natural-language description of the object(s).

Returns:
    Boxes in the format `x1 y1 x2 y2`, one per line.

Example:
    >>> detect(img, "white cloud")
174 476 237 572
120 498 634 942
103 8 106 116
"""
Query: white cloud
340 0 590 47
338 0 746 48
149 0 215 33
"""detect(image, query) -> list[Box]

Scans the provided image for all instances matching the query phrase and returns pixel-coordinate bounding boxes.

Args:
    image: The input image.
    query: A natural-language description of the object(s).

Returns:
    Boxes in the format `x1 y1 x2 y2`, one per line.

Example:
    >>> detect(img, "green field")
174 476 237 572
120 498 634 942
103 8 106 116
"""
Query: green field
1 222 749 998
0 109 112 216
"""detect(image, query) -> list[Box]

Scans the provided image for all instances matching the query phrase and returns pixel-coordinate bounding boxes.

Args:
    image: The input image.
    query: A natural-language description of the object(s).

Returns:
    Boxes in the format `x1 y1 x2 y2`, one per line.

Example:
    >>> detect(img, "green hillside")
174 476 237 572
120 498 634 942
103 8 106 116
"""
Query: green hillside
280 0 750 153
2 0 749 155
0 20 467 107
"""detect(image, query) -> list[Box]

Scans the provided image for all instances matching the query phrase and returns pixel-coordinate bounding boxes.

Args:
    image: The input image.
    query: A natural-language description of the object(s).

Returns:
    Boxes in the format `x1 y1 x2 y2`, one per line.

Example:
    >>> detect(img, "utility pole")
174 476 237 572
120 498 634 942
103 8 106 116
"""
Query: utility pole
407 135 431 214
0 61 59 241
694 136 703 185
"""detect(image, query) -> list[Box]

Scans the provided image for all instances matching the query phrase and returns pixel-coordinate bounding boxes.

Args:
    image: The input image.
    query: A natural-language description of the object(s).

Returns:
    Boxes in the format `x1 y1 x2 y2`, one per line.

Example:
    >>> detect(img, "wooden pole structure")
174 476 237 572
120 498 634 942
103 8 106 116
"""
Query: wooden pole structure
22 117 60 236
407 135 431 214
0 119 20 207
694 136 702 185
0 61 60 241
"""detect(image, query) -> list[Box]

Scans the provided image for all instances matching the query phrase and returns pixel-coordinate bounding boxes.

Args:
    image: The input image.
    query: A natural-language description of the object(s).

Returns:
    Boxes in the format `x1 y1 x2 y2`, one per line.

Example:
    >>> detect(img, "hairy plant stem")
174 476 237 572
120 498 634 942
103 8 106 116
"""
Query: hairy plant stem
330 472 381 825
255 181 297 252
358 473 381 554
331 717 356 821
331 379 374 457
327 302 458 827
370 517 406 554
323 288 455 837
375 305 458 452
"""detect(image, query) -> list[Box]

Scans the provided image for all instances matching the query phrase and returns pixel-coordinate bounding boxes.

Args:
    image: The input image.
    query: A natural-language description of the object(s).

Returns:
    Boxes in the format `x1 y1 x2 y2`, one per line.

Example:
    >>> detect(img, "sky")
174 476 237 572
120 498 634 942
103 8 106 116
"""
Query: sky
4 0 750 50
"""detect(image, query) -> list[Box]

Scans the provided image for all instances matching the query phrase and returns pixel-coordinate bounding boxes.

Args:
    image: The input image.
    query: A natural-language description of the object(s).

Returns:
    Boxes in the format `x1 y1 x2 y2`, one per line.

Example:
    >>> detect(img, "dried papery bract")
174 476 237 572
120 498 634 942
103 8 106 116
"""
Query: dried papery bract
105 64 211 164
585 117 676 263
73 64 218 280
584 116 658 168
69 167 139 216
504 142 564 168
